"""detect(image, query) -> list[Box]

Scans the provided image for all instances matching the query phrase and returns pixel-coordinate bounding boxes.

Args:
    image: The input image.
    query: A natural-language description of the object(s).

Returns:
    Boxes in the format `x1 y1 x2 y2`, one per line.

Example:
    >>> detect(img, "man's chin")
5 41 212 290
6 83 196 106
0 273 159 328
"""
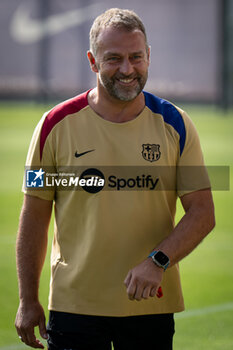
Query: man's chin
115 94 138 102
110 87 141 102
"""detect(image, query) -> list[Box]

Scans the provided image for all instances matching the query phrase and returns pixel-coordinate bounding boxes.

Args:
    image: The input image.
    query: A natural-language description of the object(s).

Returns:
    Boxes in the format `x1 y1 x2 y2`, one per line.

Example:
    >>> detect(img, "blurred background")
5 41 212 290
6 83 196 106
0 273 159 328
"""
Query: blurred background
0 0 232 107
0 0 233 349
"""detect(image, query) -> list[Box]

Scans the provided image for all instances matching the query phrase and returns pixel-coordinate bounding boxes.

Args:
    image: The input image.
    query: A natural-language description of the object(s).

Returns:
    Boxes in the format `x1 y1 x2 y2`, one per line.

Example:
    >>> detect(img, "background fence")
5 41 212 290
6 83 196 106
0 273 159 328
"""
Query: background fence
0 0 232 107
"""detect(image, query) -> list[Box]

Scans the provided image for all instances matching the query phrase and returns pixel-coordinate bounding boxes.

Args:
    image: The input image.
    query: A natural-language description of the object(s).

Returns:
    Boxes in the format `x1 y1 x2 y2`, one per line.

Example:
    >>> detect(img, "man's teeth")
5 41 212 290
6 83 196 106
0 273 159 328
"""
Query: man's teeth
119 78 134 83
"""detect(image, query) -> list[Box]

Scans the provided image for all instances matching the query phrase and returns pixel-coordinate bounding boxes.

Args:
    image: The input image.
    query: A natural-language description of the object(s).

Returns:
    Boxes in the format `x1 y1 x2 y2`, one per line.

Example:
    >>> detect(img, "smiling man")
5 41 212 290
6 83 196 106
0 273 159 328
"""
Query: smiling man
90 28 149 102
15 8 215 350
86 9 151 124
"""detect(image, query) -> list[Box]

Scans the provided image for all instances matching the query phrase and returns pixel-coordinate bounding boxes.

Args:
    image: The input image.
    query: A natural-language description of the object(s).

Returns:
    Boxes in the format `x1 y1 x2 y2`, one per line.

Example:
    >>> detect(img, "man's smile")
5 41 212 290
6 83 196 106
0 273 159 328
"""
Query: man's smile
117 78 137 85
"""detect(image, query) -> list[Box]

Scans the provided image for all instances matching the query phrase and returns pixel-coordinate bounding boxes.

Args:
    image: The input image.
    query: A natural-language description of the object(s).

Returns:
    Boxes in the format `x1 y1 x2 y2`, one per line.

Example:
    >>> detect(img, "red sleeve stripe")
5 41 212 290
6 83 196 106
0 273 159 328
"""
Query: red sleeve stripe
40 90 90 160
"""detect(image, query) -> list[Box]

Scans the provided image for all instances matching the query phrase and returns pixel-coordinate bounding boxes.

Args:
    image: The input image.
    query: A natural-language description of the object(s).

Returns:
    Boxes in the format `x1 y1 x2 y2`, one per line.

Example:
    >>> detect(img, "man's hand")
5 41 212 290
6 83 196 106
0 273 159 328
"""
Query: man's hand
124 258 163 301
15 301 48 349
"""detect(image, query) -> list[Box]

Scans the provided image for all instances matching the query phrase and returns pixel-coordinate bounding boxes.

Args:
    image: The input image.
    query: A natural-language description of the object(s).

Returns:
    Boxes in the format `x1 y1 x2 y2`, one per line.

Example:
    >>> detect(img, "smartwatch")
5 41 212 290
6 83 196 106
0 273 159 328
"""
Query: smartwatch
148 250 170 271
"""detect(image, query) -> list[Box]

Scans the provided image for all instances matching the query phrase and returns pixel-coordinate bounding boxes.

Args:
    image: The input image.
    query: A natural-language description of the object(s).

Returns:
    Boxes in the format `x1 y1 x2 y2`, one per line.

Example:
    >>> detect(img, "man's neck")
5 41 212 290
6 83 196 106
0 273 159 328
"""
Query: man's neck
87 87 145 123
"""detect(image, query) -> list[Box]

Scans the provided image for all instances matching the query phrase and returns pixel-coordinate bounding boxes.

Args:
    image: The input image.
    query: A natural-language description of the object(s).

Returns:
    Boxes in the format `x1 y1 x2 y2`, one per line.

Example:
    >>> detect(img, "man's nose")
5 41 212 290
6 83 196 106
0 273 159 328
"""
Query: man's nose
119 58 134 76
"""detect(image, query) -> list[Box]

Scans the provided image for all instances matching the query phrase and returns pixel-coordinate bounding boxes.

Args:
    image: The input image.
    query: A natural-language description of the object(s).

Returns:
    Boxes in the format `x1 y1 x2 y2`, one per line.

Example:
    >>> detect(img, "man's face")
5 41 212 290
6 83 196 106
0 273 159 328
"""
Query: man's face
95 27 150 102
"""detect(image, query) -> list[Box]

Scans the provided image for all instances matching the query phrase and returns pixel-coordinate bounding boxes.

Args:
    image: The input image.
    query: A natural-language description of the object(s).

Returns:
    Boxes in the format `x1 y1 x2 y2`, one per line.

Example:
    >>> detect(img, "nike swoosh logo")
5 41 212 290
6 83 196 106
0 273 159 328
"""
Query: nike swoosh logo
10 3 102 44
75 150 95 158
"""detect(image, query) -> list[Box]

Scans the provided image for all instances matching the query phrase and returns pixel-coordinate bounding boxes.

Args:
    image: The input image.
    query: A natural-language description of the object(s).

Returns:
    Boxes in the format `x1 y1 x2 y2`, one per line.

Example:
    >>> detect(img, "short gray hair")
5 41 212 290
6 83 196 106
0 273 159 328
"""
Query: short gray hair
89 8 148 56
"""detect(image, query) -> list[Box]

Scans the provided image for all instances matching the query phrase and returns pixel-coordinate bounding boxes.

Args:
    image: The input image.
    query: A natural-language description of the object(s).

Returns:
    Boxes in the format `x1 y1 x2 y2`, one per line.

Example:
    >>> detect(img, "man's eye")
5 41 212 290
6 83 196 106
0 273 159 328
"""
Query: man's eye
133 55 142 60
108 57 119 61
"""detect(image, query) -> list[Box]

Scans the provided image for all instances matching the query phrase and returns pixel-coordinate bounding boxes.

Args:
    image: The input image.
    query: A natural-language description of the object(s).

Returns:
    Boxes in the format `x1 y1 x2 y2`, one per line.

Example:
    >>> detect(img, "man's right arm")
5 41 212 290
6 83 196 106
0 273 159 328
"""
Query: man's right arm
15 194 53 349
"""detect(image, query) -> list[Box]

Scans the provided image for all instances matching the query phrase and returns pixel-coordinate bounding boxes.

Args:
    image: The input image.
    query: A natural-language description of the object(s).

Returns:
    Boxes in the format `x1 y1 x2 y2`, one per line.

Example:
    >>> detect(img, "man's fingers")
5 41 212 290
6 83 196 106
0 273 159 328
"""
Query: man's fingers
26 334 40 348
124 271 132 287
150 287 157 297
16 324 45 349
27 329 44 349
16 326 30 345
18 330 27 344
126 280 137 300
39 315 48 340
142 286 151 299
21 327 45 349
134 284 145 301
127 283 160 301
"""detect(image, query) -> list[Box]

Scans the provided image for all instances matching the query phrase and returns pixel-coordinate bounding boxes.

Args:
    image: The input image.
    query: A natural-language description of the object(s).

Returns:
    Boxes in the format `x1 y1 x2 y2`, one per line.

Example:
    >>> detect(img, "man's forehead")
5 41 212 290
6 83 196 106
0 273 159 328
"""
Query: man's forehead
97 27 147 52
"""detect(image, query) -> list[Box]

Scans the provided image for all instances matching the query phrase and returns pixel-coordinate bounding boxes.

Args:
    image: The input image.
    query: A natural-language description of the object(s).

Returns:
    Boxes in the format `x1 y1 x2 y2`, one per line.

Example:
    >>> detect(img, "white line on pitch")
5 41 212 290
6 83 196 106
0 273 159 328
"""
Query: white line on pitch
175 301 233 319
0 340 46 350
0 345 26 350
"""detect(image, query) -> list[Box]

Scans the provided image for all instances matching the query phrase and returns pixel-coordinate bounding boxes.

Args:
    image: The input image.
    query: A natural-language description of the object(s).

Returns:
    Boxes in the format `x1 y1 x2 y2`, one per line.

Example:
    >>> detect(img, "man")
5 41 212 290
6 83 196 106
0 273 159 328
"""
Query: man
15 8 215 350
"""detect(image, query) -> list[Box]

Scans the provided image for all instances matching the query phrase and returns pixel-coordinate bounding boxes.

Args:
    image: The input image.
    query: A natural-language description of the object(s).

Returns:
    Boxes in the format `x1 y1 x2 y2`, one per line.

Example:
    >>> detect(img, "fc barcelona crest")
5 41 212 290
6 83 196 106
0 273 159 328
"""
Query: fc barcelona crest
142 144 161 162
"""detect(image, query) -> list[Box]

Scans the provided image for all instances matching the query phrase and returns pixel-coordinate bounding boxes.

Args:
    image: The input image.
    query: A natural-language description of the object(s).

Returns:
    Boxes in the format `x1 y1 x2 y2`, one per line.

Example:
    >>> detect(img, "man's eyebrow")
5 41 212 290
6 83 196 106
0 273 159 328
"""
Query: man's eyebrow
103 50 144 57
131 51 144 55
103 52 121 58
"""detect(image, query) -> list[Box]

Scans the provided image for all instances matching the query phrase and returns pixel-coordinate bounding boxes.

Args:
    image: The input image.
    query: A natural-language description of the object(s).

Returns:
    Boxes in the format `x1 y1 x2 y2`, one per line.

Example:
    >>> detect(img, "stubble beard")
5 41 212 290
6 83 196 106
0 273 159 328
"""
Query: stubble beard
98 72 148 102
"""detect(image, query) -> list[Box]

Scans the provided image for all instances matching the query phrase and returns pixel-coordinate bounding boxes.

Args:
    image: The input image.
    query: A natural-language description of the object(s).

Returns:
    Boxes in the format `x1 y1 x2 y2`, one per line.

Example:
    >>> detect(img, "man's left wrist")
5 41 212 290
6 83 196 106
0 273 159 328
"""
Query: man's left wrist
148 250 170 271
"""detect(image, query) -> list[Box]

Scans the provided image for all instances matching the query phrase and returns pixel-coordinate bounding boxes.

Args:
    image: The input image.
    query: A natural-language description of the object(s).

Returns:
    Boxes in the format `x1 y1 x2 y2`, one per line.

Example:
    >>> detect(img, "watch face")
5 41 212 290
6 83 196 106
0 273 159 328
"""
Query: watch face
154 251 169 265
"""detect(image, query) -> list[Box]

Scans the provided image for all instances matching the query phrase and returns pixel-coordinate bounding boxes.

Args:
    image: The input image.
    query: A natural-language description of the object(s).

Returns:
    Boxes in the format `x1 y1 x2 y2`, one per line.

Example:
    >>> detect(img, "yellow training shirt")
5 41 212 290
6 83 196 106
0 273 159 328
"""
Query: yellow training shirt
23 90 210 316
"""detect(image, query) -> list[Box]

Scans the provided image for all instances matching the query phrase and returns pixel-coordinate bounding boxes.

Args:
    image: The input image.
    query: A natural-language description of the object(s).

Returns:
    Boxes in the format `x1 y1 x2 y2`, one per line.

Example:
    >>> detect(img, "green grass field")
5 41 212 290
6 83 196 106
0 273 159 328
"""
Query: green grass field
0 102 232 349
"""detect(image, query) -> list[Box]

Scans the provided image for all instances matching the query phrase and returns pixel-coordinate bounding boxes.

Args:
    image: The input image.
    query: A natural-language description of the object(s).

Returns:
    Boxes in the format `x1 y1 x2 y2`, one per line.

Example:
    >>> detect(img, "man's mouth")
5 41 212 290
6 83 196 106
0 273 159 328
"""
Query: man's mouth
118 78 134 83
116 77 138 86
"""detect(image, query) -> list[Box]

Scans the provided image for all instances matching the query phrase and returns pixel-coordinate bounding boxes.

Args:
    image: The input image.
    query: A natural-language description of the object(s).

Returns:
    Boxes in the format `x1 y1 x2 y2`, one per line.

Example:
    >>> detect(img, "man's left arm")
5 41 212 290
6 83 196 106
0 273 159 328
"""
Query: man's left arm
124 188 215 301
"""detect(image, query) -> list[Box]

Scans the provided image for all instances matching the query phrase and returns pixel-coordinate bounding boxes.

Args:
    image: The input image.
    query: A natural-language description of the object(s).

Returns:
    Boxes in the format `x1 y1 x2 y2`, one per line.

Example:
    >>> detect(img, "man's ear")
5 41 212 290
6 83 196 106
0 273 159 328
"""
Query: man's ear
147 45 151 64
87 51 98 73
